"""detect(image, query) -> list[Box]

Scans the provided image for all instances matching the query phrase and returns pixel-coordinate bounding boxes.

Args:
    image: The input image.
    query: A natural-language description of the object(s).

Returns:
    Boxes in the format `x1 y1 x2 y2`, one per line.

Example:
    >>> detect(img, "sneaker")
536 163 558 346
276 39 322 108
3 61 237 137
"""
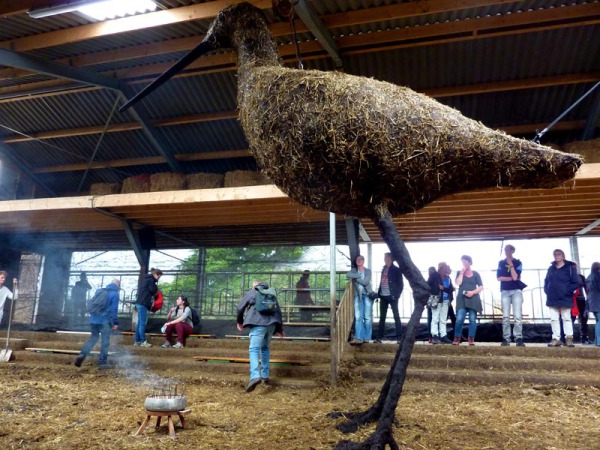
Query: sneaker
467 337 475 346
515 338 525 347
74 354 85 367
566 336 575 347
161 341 172 348
140 341 152 347
440 336 453 344
173 342 184 349
581 337 593 345
432 336 440 345
452 337 461 345
98 364 110 370
133 342 141 347
246 378 261 393
350 339 363 345
501 339 511 347
373 339 382 344
428 337 432 344
548 339 563 347
262 378 271 387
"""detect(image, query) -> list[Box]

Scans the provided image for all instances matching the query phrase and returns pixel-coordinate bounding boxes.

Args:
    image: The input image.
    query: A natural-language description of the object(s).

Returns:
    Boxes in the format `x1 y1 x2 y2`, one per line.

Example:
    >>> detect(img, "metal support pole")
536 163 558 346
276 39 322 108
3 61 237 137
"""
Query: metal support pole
569 236 581 269
329 212 337 387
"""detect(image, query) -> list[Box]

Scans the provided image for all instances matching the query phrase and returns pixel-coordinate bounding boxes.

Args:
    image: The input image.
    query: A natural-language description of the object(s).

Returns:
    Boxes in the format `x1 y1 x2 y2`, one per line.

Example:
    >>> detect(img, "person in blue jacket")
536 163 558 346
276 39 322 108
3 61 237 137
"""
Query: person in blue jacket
544 249 580 347
75 279 120 369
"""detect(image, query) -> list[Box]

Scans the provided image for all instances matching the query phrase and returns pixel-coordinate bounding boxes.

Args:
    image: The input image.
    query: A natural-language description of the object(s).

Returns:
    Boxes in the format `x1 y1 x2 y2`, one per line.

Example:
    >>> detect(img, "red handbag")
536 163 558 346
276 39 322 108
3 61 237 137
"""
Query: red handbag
151 291 164 312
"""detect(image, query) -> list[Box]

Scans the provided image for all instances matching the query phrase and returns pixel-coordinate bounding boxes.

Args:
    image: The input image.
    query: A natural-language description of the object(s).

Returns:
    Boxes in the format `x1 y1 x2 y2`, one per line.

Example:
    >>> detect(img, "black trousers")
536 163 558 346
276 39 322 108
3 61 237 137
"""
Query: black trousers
378 295 402 339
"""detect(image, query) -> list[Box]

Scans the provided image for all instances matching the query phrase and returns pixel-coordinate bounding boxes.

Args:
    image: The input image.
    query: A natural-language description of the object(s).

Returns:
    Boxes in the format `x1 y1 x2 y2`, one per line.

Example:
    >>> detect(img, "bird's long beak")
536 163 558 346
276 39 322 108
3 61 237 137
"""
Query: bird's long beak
119 39 216 112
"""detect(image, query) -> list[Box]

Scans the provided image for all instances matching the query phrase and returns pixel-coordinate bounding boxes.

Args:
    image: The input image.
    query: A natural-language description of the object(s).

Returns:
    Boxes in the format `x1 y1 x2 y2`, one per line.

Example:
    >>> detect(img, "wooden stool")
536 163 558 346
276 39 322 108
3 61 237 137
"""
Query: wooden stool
134 409 191 438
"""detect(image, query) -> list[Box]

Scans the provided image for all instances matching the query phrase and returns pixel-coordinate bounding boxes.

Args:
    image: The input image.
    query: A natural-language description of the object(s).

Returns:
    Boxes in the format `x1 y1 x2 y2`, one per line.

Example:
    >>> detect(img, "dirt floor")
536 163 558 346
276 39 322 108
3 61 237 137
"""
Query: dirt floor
1 360 600 449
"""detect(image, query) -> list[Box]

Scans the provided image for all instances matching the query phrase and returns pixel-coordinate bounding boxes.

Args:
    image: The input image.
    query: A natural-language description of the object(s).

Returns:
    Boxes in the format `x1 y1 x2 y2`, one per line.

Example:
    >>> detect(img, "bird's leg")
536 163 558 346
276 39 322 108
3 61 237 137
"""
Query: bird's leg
333 205 430 448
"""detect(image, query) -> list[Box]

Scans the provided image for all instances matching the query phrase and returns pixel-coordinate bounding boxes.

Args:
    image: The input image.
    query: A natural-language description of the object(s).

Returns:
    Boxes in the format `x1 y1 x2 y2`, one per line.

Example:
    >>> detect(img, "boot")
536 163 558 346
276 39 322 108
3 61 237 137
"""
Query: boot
452 337 460 345
566 336 575 347
467 337 475 346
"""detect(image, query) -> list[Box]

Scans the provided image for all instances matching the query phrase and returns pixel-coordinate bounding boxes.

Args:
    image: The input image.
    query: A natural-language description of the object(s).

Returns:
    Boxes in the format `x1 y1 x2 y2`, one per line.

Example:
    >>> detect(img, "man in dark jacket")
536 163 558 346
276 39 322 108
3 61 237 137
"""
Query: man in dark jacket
236 280 284 392
75 279 120 369
544 250 580 347
135 268 162 347
374 253 404 343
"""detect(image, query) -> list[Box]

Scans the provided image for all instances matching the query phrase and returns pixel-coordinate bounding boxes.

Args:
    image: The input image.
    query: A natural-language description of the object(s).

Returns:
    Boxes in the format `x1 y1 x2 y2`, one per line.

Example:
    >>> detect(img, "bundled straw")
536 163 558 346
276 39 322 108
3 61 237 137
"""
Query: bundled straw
186 172 224 189
224 170 270 187
121 175 150 194
564 138 600 163
90 183 119 195
150 172 186 192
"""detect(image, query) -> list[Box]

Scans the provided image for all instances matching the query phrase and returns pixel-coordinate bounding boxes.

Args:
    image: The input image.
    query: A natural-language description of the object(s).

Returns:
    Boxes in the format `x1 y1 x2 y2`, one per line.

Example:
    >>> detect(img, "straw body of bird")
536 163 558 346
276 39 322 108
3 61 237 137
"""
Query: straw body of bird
217 4 582 217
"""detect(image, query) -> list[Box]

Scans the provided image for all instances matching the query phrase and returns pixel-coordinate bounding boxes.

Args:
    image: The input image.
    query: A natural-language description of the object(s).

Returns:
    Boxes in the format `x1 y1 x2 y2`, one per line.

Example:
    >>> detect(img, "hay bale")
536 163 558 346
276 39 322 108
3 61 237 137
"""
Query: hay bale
150 172 186 192
224 170 270 187
121 175 150 194
90 183 119 195
564 139 599 163
544 142 563 151
186 172 224 189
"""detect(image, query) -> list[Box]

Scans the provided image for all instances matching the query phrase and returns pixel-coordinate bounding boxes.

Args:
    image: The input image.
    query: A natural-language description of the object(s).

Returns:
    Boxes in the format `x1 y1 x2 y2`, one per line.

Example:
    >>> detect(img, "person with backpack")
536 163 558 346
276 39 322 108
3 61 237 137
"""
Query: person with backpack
134 267 162 347
236 280 284 393
161 294 193 348
75 278 120 369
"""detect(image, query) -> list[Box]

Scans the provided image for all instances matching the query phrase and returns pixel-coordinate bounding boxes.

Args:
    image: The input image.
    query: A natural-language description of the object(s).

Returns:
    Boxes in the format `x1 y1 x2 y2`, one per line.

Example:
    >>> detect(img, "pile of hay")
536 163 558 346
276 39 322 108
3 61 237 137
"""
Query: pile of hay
149 172 186 192
121 175 150 194
564 138 599 163
90 183 119 195
224 170 270 187
186 172 224 189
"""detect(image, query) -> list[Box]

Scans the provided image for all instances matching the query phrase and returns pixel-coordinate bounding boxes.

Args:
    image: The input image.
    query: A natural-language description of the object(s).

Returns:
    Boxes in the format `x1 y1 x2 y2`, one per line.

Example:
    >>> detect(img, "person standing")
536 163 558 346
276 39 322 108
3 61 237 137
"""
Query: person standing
0 271 15 327
443 264 457 340
453 255 484 345
375 253 403 343
295 270 314 322
237 280 284 392
497 245 526 347
135 267 162 347
346 255 374 344
161 294 193 348
75 278 120 369
430 262 453 344
573 267 591 344
586 262 600 346
71 272 92 323
544 249 580 347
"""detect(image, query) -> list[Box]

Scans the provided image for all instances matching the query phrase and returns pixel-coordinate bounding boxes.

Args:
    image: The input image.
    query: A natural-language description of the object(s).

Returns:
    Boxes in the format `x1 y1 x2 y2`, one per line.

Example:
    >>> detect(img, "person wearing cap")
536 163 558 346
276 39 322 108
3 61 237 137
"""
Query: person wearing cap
161 294 193 348
75 278 120 369
453 255 484 345
295 270 314 322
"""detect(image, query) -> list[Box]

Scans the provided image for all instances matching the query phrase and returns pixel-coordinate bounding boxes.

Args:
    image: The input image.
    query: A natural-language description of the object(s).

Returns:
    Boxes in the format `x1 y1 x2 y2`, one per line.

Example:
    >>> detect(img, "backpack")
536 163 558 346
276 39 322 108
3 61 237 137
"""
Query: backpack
254 286 279 314
87 288 110 315
190 308 200 327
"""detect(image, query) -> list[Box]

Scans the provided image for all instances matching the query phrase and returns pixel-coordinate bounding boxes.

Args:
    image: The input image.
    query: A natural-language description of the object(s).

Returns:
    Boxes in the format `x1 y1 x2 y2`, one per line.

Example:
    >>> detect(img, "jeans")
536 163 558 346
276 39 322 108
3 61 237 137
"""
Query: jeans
455 307 477 338
135 304 149 343
248 324 276 381
431 301 449 337
550 307 572 340
378 295 402 339
595 312 600 346
501 289 523 340
81 322 111 365
354 294 374 341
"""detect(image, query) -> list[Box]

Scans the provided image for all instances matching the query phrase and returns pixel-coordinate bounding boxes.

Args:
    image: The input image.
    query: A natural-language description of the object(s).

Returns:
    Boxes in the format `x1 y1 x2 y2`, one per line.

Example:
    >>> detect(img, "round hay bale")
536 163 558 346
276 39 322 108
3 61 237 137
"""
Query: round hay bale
564 138 599 163
224 170 269 187
121 175 150 194
90 182 119 195
149 172 186 192
186 172 224 189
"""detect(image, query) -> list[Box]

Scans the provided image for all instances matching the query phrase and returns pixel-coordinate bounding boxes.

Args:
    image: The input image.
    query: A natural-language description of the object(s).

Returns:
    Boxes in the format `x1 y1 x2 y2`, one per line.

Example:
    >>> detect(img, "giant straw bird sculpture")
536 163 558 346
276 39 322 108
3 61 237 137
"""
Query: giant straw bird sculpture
121 3 583 448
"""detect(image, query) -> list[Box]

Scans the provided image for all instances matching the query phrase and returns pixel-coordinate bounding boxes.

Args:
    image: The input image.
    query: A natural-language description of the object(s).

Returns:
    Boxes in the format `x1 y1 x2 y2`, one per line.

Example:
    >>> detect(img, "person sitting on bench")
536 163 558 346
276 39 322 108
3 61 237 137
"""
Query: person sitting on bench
162 294 193 349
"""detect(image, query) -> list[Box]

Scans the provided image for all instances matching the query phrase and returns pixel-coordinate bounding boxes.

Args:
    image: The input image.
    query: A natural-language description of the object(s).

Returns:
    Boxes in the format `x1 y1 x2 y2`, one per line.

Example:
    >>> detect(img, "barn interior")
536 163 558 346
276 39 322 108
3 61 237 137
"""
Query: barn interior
0 0 599 332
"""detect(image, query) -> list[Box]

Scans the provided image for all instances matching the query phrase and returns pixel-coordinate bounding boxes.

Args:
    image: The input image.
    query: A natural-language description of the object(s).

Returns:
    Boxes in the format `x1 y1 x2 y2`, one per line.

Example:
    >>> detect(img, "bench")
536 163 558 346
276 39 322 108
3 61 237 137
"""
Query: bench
119 331 216 339
193 356 308 365
26 347 118 355
477 314 529 323
225 334 330 342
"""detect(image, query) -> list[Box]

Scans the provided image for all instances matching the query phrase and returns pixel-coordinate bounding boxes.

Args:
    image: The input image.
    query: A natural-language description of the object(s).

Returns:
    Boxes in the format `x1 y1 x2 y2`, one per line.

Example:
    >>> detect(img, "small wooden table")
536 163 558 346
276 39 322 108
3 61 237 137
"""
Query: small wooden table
134 409 191 438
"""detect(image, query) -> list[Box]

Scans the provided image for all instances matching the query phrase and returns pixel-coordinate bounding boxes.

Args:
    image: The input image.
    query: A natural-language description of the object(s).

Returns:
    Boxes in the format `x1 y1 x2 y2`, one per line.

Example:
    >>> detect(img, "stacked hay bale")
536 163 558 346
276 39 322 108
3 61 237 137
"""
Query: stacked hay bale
186 172 224 189
149 172 186 192
564 138 599 163
90 182 120 195
121 175 150 193
224 170 271 187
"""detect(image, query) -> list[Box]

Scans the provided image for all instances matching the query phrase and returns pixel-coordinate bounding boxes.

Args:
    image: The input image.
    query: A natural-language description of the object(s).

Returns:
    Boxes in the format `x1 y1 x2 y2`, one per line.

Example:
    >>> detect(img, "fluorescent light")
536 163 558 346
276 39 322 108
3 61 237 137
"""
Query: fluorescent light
78 0 157 20
28 0 157 20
